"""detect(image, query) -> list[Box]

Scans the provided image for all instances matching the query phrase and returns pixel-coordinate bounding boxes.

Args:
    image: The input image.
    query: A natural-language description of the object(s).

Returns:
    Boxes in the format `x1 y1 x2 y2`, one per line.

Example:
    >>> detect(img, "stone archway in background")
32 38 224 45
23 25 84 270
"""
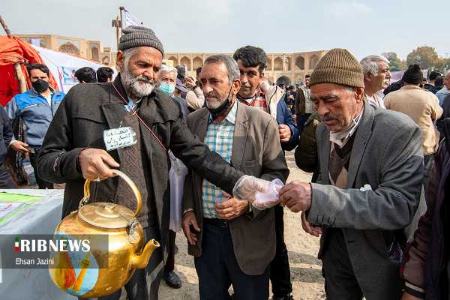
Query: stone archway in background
295 56 305 70
91 47 99 61
285 57 292 71
168 56 178 67
266 57 272 71
309 55 319 69
180 56 192 71
59 42 80 56
274 57 283 71
193 57 203 71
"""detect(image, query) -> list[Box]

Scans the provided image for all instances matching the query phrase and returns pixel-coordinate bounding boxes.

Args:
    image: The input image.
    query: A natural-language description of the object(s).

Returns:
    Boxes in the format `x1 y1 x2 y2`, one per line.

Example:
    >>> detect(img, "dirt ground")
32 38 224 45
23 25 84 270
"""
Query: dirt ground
159 151 325 299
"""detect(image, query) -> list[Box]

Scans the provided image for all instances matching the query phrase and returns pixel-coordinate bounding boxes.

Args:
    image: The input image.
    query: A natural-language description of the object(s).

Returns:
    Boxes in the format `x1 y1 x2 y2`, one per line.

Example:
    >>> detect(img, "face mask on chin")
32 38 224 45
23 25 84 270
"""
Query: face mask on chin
207 86 233 120
32 79 49 94
329 110 363 147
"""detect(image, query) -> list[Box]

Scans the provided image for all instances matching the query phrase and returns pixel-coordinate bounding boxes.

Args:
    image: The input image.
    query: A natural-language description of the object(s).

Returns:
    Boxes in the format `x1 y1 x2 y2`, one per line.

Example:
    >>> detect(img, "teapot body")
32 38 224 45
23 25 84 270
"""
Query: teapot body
49 207 146 298
49 170 159 298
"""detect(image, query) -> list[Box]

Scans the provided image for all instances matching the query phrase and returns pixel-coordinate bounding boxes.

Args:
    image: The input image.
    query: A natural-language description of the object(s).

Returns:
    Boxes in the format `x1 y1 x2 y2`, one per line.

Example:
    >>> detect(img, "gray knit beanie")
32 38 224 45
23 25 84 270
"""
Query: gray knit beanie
119 26 164 55
310 48 364 88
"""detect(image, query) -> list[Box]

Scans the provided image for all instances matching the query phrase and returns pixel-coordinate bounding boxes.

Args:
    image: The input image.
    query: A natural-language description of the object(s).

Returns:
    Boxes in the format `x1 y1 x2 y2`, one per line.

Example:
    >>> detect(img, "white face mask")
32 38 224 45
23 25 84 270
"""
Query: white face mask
329 111 363 147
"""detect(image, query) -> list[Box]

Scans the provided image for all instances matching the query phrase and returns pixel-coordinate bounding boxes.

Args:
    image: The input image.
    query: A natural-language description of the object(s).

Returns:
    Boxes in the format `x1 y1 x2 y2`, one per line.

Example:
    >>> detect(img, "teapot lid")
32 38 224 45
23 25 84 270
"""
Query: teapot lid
78 202 135 229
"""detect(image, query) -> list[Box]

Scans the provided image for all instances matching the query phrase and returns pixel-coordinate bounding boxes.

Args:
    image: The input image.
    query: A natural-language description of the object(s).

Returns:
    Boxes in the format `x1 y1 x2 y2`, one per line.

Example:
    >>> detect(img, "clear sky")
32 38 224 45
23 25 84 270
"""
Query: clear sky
2 0 449 60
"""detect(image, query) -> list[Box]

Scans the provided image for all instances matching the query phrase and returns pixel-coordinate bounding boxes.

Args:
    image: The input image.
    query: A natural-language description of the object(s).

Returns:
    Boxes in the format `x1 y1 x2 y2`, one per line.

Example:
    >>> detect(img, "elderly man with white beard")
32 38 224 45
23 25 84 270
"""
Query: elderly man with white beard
37 26 267 300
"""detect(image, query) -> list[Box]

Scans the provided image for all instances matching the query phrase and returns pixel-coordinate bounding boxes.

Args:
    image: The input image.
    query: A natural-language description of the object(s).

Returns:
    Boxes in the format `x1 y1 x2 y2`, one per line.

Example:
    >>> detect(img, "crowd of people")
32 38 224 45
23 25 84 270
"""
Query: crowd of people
1 25 450 300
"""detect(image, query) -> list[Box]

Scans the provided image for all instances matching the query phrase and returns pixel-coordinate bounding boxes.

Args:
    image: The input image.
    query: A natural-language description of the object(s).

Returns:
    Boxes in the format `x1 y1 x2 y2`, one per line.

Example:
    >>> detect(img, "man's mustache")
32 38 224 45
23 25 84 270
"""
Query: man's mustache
205 92 220 99
133 75 153 84
321 114 337 122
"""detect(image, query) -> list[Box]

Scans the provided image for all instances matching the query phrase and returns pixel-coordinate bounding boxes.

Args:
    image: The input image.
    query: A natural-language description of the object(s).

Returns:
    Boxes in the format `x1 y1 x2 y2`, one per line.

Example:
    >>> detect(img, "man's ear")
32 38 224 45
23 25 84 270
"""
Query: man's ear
116 51 124 72
355 87 365 103
232 79 241 95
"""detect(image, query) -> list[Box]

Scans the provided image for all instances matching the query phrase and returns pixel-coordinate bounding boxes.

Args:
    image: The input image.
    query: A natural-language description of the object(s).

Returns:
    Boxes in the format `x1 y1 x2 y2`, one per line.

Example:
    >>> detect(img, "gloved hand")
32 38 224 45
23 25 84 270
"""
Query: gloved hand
233 175 270 202
252 178 283 209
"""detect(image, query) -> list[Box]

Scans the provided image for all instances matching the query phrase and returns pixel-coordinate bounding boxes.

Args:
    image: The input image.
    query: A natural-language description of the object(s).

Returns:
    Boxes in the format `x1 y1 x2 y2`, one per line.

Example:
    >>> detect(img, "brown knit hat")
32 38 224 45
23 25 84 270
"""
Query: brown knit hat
309 48 364 88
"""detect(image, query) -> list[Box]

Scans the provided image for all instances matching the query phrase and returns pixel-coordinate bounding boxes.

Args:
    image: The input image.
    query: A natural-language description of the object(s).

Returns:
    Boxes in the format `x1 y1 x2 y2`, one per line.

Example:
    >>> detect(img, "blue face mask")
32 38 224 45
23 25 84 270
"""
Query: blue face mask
159 82 175 95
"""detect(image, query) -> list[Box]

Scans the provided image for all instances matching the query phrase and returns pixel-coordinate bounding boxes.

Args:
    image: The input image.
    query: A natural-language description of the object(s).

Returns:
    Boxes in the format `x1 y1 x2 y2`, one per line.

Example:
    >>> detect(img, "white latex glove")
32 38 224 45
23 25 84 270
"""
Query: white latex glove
232 175 271 203
252 178 283 209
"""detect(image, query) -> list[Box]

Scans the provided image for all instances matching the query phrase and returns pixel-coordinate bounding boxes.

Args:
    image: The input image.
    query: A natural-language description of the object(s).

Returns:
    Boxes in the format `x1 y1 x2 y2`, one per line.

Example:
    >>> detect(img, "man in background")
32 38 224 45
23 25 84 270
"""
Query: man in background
424 70 442 94
74 66 97 83
295 74 313 131
233 45 298 300
97 66 114 83
360 55 391 109
436 71 450 105
176 64 205 112
385 64 442 183
6 63 65 189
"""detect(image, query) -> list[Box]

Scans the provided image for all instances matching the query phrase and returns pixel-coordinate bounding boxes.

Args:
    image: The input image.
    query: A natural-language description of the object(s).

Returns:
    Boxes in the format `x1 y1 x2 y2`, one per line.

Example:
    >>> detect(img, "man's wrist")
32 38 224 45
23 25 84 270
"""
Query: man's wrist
9 139 18 148
76 147 88 173
245 200 253 215
404 281 425 298
183 208 194 216
305 183 313 211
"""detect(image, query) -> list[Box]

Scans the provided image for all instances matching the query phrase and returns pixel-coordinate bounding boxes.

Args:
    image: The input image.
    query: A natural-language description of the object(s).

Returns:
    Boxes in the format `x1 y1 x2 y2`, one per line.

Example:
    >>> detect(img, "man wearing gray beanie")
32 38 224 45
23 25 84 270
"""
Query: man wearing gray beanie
37 26 272 300
279 48 424 299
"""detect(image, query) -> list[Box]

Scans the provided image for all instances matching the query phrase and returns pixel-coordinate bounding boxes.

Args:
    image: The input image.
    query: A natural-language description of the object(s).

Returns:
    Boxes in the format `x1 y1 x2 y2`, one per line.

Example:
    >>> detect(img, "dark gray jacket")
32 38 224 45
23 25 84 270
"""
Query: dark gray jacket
310 102 424 298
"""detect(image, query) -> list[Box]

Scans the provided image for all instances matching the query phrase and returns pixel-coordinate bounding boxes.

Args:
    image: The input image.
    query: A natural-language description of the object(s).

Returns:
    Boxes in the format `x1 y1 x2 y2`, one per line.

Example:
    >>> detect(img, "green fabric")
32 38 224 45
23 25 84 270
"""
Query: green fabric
0 192 41 203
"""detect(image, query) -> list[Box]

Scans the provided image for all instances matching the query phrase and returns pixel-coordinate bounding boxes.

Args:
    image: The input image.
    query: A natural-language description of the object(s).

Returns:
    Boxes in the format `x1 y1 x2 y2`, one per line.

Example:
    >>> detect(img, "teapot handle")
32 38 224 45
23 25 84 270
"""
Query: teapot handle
81 170 142 217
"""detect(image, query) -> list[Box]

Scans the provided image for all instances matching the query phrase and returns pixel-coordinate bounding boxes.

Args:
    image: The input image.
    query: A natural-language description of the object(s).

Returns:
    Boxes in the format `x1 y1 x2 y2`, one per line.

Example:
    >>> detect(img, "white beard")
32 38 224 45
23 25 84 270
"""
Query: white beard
121 67 154 98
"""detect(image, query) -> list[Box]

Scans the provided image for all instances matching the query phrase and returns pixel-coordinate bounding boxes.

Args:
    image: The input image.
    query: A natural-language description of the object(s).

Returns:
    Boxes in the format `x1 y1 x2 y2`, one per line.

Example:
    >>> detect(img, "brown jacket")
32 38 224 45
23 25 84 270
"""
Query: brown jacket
384 85 443 155
183 102 289 275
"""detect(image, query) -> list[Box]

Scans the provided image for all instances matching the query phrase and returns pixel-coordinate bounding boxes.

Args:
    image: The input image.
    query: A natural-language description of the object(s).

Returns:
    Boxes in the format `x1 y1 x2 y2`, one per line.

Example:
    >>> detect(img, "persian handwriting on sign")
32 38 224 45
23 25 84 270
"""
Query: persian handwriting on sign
103 127 137 151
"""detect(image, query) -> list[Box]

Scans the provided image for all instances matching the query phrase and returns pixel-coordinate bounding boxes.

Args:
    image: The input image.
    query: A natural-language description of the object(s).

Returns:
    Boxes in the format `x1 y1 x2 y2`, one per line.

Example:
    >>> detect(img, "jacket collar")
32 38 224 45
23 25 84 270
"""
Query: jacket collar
111 74 129 105
400 84 422 91
231 102 250 168
346 101 375 187
28 88 54 98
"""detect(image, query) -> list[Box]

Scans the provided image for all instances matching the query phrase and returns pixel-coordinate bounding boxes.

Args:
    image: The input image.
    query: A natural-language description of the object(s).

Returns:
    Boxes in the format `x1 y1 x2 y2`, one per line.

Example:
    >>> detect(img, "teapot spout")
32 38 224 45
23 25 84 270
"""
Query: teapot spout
130 239 160 269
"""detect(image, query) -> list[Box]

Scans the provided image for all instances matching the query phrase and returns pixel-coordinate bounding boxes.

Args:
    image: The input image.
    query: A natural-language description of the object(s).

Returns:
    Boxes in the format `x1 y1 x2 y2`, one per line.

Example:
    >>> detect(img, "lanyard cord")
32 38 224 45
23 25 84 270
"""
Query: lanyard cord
111 84 168 152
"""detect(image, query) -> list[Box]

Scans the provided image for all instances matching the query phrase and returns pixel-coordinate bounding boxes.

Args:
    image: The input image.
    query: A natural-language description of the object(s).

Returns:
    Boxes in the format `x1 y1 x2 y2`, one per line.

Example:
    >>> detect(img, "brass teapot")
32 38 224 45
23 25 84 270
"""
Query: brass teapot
49 170 159 298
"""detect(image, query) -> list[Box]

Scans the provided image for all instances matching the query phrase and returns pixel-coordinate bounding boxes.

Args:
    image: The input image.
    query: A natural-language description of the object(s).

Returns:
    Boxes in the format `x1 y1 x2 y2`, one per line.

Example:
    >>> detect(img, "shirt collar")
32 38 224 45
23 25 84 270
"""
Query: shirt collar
124 97 142 112
401 84 422 90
